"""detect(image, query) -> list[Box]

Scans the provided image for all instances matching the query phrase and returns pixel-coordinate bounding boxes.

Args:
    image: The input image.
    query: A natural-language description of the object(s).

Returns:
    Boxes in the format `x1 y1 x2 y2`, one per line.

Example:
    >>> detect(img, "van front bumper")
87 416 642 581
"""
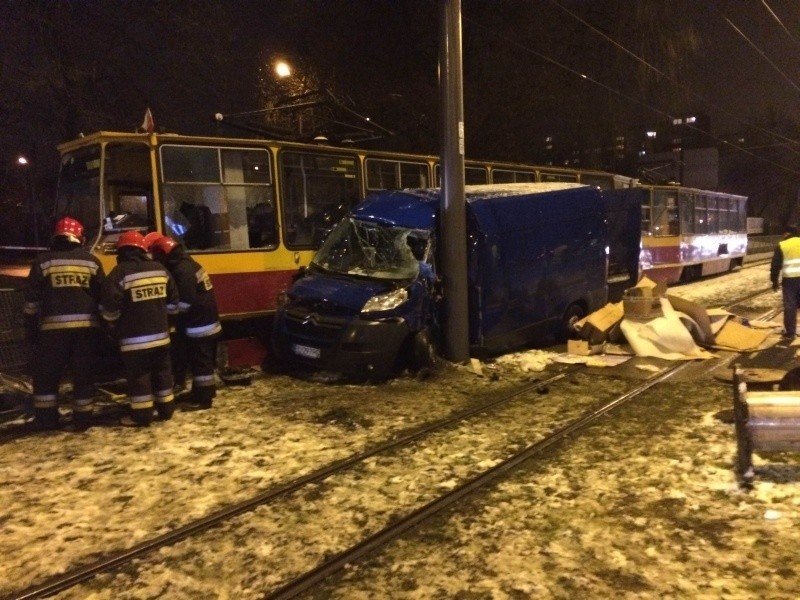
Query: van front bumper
276 311 411 379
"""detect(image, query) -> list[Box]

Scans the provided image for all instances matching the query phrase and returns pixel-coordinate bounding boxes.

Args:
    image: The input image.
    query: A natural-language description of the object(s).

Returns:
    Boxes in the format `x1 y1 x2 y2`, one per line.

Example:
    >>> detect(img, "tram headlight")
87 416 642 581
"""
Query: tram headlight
362 288 408 313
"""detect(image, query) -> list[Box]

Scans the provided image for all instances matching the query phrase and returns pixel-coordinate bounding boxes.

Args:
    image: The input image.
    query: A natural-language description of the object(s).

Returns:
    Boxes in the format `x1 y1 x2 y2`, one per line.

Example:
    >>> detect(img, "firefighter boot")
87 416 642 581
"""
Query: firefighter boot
156 400 175 421
71 410 93 431
34 406 60 430
120 407 152 427
191 386 214 410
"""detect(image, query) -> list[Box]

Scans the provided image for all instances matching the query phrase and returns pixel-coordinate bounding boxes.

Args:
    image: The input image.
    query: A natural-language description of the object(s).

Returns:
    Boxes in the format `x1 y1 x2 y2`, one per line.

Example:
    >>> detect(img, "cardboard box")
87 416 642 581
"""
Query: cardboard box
625 276 667 298
622 294 662 319
622 276 667 319
568 339 605 356
713 319 772 352
577 302 624 344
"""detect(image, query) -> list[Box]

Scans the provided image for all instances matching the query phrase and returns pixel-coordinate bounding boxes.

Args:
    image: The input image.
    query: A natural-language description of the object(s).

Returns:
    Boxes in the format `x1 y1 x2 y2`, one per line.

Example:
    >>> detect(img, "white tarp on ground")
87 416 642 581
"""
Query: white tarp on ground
620 298 716 360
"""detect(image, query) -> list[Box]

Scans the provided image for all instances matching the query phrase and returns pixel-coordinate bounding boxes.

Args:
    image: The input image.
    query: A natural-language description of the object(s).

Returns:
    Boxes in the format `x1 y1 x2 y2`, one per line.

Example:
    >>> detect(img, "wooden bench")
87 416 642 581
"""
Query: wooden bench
732 366 800 484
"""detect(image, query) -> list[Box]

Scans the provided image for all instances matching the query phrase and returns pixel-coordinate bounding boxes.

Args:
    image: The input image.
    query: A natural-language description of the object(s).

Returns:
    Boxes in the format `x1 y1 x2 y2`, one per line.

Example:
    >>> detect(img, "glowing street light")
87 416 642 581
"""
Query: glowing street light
17 155 29 166
274 61 292 79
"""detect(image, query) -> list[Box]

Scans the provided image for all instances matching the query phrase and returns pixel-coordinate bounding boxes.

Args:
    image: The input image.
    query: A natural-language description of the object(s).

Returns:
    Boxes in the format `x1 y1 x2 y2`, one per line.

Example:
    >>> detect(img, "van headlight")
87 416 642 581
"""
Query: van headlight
362 288 408 313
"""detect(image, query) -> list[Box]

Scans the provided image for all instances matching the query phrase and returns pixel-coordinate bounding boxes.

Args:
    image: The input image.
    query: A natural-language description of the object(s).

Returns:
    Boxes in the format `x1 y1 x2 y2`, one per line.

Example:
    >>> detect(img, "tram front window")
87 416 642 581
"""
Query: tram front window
56 146 103 244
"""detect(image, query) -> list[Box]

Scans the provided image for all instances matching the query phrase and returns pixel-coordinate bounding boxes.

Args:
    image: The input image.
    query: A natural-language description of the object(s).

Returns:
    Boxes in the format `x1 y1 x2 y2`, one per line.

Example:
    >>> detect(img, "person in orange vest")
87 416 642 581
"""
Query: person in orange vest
23 217 105 430
771 224 800 341
101 231 179 426
148 233 222 409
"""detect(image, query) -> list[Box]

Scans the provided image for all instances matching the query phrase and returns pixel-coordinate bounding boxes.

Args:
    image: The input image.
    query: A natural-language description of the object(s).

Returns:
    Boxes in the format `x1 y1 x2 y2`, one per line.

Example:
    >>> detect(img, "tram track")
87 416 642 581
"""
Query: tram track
5 367 579 600
0 286 785 599
265 361 691 600
4 357 740 599
12 355 716 599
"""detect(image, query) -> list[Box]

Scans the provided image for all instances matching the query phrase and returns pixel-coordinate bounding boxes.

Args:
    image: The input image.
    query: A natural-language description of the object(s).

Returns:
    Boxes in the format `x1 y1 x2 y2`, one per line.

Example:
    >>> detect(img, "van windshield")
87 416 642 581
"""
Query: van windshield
312 217 424 280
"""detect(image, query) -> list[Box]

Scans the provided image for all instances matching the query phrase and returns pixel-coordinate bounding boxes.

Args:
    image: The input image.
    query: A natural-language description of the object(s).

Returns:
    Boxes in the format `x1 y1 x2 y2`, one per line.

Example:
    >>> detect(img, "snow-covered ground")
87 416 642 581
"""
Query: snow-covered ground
3 263 799 599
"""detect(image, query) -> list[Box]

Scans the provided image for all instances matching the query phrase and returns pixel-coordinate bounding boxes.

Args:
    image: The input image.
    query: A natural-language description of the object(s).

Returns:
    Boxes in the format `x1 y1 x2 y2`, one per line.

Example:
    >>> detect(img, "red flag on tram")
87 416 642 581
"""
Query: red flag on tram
140 108 155 134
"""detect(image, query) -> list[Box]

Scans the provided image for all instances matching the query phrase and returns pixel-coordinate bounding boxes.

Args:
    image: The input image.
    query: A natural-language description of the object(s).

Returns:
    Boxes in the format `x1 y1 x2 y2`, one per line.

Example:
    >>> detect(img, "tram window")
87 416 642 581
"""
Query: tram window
492 169 535 184
719 198 731 232
366 159 428 190
280 151 359 249
652 191 678 237
641 203 652 235
103 143 154 234
579 174 613 189
162 146 219 182
679 195 693 234
434 165 488 185
367 160 399 189
539 171 578 183
466 167 488 184
221 149 271 184
160 146 275 251
737 198 748 231
694 195 707 234
401 162 429 188
724 198 736 231
706 197 719 233
57 145 104 242
221 149 274 250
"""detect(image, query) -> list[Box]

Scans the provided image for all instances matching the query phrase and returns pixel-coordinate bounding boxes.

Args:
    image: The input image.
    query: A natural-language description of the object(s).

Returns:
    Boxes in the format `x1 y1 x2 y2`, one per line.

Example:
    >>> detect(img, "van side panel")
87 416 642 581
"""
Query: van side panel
467 187 608 353
538 190 608 316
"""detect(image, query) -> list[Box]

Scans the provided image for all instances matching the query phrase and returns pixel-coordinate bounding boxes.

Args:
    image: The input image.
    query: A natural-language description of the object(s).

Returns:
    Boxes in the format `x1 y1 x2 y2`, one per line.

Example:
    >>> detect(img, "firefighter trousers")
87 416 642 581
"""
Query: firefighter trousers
31 327 100 428
120 345 175 425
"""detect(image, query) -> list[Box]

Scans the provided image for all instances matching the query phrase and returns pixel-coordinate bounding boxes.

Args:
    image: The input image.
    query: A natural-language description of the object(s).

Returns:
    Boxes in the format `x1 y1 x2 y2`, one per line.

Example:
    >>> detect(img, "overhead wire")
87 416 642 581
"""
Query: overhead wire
541 0 800 159
461 8 800 178
760 0 800 47
724 17 800 96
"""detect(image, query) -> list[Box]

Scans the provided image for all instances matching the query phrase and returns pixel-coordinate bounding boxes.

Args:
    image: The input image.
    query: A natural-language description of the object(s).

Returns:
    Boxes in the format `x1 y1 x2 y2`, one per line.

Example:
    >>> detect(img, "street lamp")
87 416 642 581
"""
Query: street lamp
16 153 39 247
274 61 292 79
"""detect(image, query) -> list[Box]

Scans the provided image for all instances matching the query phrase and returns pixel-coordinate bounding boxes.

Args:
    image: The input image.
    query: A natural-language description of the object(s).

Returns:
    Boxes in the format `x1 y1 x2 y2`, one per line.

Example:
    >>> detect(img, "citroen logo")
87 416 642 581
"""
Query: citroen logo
301 313 319 326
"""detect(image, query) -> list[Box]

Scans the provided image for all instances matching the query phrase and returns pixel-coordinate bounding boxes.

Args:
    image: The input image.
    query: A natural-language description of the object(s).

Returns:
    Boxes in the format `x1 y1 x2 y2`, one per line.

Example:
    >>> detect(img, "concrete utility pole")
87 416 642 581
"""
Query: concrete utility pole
438 0 469 363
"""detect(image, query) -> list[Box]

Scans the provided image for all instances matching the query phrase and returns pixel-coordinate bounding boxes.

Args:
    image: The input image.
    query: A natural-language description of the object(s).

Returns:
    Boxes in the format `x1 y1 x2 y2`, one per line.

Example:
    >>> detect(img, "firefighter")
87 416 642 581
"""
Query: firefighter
101 230 179 427
148 234 222 409
143 232 188 394
23 217 105 430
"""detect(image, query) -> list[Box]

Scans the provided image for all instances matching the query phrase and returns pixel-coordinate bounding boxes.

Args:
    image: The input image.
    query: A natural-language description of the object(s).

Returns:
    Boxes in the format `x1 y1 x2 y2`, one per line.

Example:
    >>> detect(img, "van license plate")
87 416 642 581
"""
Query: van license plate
292 344 321 359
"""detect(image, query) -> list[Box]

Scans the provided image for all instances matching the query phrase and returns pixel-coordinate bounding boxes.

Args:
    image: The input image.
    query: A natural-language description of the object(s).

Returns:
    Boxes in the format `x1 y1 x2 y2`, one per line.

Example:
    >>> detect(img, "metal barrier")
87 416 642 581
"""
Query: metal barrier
746 235 781 257
733 366 800 484
0 287 28 375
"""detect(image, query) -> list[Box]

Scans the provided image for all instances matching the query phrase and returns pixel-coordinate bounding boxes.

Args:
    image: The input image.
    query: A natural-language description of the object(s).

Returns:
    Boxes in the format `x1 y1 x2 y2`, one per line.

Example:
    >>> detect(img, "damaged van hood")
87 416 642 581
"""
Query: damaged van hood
289 271 397 313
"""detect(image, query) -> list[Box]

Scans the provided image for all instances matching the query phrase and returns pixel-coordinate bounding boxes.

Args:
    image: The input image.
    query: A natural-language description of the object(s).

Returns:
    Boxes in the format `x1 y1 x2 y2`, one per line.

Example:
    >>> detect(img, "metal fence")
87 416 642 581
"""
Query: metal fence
747 234 781 257
0 287 28 374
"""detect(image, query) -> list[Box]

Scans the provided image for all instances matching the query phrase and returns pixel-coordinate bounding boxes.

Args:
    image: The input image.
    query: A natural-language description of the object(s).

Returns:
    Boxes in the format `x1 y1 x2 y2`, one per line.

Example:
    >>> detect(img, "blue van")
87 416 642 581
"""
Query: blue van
272 183 629 379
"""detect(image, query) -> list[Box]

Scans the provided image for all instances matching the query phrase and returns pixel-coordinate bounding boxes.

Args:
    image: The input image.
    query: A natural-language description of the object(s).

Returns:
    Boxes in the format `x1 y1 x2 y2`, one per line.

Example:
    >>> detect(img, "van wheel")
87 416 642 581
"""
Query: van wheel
559 303 586 342
413 329 441 371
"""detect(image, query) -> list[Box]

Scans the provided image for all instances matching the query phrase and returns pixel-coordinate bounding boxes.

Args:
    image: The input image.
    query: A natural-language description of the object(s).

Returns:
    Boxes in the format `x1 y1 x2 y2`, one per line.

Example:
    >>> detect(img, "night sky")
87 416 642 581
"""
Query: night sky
1 1 799 197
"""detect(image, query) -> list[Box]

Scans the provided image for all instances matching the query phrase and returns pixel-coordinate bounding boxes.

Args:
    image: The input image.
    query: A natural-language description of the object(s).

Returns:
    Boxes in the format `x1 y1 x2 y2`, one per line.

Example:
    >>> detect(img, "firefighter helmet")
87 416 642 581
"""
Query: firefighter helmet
150 235 179 256
53 217 84 244
142 232 165 251
116 230 147 251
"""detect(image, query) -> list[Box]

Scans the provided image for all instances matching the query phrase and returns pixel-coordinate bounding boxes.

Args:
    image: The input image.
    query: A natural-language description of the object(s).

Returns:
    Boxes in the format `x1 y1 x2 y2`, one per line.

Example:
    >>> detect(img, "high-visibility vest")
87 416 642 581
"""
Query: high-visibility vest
780 237 800 279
